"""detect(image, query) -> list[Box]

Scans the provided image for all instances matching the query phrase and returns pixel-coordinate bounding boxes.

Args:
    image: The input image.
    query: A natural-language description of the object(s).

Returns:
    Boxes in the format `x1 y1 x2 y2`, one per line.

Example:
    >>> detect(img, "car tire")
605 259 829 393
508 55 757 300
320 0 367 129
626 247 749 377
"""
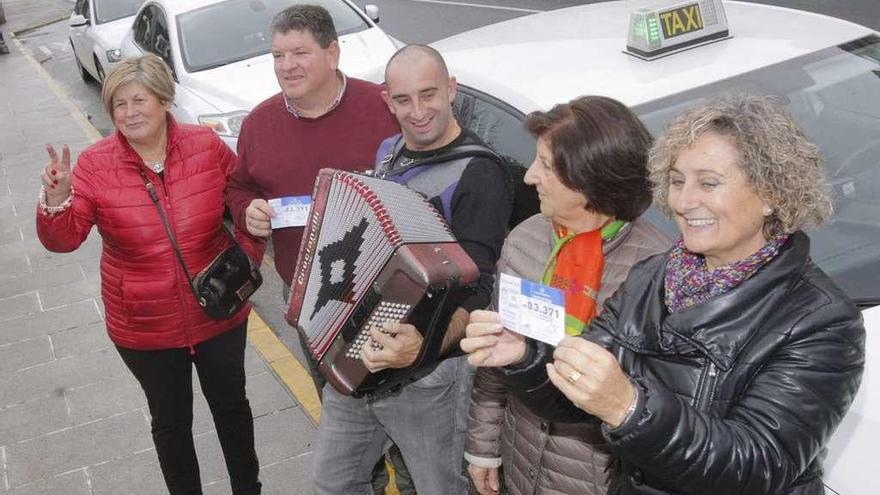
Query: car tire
95 58 105 83
71 41 93 82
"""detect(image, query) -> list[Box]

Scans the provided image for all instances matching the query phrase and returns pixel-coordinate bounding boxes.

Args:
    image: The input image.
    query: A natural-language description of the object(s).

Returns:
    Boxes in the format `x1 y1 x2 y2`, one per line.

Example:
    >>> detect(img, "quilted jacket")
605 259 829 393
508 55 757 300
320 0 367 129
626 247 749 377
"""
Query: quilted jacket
465 214 670 495
37 116 263 351
504 232 865 495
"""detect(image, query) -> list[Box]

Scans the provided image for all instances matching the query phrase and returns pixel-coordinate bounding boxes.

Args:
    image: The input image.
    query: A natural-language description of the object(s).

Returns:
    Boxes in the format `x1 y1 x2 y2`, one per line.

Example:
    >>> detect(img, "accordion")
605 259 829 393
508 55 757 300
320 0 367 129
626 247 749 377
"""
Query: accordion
286 169 479 396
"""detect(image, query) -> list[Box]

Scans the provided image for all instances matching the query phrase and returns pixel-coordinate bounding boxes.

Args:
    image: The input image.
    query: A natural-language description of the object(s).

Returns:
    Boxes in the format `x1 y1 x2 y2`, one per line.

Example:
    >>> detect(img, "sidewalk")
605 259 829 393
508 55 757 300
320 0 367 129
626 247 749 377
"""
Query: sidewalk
0 5 319 494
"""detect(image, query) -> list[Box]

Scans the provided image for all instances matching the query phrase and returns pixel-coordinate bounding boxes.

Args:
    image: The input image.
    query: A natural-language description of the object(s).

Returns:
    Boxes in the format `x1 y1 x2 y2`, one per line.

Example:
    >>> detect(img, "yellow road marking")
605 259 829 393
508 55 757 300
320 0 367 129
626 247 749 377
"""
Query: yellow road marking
247 314 322 423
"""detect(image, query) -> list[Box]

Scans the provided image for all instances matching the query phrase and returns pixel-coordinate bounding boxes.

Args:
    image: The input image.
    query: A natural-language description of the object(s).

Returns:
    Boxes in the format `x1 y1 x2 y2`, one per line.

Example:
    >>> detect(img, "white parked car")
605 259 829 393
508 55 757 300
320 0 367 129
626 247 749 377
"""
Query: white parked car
407 1 878 492
69 0 143 82
119 0 399 150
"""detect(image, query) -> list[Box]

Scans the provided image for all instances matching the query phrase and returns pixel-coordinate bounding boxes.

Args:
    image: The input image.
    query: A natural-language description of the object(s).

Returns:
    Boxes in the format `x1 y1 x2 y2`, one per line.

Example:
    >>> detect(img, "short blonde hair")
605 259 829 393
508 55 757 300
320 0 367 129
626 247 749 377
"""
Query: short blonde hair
648 95 832 237
101 53 175 116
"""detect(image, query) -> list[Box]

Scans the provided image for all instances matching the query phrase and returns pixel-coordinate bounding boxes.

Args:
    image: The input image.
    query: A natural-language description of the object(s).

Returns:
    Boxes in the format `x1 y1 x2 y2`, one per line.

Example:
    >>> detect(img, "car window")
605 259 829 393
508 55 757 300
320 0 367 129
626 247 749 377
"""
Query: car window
152 9 174 73
455 86 536 168
176 0 369 73
634 34 880 306
132 6 156 51
306 0 370 36
73 0 87 17
81 0 91 21
93 0 141 24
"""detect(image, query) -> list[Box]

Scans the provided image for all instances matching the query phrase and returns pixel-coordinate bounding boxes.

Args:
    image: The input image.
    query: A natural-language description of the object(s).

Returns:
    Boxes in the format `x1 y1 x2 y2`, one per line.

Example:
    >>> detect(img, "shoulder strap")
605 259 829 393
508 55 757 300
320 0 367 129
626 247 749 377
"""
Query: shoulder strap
138 170 201 299
384 143 502 179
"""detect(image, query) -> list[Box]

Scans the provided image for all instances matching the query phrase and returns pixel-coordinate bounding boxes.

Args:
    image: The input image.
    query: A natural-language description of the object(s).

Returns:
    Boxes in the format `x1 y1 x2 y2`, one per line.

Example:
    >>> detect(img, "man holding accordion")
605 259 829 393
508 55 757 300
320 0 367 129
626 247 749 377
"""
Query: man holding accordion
307 45 513 495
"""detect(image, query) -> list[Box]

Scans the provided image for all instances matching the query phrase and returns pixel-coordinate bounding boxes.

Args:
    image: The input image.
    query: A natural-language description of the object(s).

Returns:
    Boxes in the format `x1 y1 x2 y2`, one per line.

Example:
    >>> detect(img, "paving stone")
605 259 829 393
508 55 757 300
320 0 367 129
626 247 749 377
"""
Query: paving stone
50 320 111 359
0 394 70 445
0 212 35 232
260 452 313 495
201 451 314 495
0 347 127 407
253 408 316 464
247 371 297 418
0 293 40 323
0 299 102 346
38 277 100 309
4 410 153 486
0 239 29 258
0 262 84 301
65 375 146 426
87 449 167 495
0 227 23 247
189 369 296 437
0 336 53 374
0 256 32 279
191 407 316 487
244 344 270 377
28 236 101 271
5 469 91 495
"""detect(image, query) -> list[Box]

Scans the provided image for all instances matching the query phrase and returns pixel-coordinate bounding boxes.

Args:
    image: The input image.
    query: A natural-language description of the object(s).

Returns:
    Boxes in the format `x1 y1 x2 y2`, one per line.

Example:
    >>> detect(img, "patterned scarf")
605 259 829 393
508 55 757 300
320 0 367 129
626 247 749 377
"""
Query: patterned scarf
664 233 789 313
543 220 626 336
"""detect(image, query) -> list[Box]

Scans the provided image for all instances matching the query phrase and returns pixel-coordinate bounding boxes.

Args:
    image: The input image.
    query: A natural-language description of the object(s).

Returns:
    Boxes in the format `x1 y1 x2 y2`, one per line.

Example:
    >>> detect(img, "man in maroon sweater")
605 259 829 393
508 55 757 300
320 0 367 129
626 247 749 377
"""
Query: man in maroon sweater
226 5 398 290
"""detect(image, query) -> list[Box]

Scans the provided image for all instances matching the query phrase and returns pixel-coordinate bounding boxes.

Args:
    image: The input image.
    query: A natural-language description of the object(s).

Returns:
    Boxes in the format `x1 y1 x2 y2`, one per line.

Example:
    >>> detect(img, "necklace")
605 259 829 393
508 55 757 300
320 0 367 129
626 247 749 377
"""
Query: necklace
145 159 164 174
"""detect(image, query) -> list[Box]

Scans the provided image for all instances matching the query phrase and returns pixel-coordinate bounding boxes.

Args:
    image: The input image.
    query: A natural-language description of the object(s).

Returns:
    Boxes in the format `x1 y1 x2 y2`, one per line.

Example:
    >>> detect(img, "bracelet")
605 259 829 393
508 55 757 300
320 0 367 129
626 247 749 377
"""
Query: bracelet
38 185 74 215
608 379 640 431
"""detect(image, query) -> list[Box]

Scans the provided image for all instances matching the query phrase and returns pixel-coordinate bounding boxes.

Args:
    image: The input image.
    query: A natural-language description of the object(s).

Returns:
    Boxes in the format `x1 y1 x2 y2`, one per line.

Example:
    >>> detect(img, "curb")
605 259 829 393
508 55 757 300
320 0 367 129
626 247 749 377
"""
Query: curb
11 14 70 36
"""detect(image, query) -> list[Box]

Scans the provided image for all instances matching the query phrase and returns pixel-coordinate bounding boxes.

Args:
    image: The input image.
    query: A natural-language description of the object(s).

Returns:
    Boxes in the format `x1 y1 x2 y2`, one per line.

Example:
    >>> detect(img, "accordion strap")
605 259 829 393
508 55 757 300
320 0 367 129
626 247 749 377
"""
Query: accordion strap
138 169 205 301
380 135 503 179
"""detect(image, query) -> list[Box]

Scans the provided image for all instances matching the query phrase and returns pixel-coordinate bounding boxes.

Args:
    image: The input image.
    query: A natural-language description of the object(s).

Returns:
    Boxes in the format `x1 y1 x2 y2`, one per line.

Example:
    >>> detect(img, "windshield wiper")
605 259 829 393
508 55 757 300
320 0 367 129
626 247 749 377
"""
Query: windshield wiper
193 52 265 73
853 298 880 309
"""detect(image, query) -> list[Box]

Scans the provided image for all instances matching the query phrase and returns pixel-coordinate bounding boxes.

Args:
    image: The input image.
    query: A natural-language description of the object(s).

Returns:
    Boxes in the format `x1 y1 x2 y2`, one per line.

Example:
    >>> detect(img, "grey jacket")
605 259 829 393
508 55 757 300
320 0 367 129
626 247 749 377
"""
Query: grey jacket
465 214 670 495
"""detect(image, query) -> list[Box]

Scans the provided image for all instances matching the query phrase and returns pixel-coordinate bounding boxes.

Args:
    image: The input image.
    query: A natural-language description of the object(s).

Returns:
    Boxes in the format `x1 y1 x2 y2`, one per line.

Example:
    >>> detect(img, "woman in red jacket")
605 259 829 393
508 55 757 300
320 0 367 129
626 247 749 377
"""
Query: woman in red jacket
36 54 263 495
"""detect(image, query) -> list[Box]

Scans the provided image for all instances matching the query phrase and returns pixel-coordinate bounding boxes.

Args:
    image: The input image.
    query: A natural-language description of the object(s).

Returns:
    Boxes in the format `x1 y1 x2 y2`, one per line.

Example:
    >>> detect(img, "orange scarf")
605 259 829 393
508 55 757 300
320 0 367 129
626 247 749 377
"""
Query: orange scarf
542 221 625 335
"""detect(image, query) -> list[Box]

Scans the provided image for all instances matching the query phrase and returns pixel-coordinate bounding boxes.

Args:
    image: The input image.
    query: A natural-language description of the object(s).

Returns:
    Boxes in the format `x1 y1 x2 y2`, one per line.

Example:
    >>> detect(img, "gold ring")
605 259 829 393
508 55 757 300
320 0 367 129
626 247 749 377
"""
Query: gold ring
567 370 582 384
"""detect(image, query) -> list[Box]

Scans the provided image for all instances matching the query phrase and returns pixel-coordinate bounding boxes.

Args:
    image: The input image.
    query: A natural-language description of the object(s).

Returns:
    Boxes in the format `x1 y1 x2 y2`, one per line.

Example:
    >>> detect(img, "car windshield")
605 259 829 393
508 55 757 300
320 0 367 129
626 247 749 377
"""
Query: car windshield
94 0 142 24
634 34 880 307
177 0 369 73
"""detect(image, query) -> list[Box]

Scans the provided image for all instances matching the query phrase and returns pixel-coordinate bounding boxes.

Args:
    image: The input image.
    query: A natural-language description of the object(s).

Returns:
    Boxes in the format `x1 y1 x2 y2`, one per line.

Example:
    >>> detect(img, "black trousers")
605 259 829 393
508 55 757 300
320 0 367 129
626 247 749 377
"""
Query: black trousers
117 322 261 495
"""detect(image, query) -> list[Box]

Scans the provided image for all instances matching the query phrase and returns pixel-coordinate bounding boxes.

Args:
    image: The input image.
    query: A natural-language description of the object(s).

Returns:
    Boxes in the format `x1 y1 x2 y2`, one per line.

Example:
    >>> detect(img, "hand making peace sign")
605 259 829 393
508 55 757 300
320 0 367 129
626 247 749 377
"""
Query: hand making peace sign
41 144 73 207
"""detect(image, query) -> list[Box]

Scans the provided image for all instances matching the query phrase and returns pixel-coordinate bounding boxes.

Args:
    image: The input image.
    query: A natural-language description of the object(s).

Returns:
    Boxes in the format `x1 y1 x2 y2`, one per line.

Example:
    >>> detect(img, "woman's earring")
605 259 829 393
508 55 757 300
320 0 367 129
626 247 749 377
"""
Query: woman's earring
763 206 774 217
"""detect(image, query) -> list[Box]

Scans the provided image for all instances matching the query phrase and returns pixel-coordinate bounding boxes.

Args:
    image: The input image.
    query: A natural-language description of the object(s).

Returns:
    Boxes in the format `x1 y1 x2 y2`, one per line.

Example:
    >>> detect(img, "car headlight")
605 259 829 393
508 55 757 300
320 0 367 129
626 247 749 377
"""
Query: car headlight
106 49 124 63
198 111 249 138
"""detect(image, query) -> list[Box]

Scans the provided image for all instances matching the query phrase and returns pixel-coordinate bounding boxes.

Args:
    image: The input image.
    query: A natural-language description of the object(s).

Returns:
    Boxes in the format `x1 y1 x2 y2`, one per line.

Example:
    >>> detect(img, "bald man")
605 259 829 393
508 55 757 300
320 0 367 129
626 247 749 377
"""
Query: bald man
312 45 512 495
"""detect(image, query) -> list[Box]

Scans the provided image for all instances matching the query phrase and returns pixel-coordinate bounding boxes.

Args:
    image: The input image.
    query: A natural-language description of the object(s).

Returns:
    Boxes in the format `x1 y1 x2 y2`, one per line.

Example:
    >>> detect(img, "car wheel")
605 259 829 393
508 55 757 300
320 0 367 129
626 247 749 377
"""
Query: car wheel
95 58 105 83
71 41 92 82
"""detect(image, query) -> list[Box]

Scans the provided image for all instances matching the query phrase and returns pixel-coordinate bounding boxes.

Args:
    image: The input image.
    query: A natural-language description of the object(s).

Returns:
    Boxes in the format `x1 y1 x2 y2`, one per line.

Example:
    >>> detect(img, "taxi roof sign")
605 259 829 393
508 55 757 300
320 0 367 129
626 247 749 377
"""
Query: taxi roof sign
625 0 731 60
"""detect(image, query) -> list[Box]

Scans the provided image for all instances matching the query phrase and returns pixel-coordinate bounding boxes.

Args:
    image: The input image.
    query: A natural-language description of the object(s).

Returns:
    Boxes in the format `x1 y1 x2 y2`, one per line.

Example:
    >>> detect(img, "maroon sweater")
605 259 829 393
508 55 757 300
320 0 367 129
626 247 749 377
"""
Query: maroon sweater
227 78 399 285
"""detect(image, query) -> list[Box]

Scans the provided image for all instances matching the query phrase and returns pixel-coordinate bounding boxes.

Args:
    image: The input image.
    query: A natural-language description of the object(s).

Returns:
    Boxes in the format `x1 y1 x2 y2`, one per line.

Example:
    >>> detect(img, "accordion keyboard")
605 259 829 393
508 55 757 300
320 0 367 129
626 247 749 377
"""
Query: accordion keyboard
345 301 413 359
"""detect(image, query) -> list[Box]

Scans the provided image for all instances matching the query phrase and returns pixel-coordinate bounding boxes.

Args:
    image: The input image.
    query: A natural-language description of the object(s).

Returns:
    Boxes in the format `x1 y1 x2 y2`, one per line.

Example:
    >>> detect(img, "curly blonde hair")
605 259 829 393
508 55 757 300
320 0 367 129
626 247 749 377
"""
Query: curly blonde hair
648 95 832 237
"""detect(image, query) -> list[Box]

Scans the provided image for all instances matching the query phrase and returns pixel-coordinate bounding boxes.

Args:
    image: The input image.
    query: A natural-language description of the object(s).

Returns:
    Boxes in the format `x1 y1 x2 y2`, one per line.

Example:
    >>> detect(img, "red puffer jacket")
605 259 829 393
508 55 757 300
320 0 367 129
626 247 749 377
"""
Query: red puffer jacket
37 116 265 351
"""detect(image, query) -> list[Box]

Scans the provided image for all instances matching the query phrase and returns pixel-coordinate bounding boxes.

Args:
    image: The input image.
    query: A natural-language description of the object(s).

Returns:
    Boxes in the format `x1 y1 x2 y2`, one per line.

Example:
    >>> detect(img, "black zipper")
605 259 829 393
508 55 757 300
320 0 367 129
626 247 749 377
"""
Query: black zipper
696 359 719 411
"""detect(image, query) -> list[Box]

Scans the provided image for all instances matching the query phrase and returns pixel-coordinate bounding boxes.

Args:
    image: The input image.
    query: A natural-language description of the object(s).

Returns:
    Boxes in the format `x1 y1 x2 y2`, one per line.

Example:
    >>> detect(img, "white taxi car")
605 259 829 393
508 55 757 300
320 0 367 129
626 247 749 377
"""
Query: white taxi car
421 1 879 492
68 0 143 83
119 0 398 149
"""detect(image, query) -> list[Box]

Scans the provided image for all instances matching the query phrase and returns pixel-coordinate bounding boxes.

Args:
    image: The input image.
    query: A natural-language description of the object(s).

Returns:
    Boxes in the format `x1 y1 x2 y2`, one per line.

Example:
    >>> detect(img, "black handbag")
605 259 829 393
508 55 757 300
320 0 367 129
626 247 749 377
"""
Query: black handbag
139 170 262 320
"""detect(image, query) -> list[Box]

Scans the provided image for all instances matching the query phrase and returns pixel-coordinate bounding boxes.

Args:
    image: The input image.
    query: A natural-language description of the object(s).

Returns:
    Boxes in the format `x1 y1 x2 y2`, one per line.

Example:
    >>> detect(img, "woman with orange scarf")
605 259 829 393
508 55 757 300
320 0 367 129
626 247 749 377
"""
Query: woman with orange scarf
462 96 670 495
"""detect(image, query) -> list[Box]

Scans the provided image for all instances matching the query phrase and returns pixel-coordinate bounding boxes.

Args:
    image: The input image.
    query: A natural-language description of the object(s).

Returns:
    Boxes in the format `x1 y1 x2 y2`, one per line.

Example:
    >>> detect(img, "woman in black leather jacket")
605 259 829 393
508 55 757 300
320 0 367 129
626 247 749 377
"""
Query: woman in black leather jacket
460 95 865 494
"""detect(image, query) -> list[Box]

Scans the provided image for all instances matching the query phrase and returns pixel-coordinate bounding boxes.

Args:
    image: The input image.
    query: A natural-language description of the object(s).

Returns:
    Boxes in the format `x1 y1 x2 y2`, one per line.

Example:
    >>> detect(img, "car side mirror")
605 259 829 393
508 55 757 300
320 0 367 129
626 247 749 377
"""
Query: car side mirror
69 14 89 27
364 4 380 23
